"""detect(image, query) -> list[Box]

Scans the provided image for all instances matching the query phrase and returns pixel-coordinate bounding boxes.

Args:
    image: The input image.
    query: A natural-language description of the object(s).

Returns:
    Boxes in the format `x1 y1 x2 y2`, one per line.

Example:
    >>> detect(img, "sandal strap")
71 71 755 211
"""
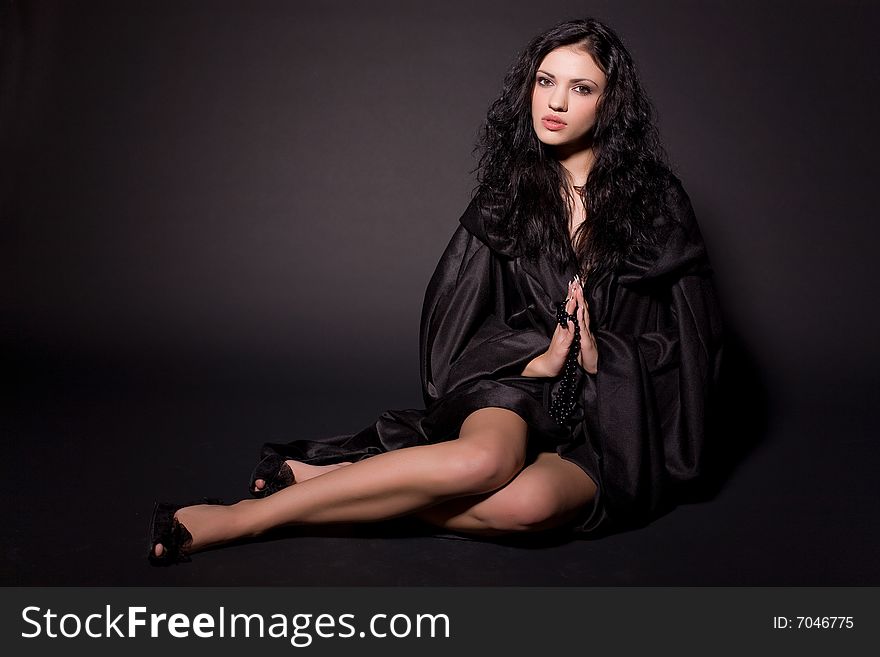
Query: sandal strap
148 499 221 566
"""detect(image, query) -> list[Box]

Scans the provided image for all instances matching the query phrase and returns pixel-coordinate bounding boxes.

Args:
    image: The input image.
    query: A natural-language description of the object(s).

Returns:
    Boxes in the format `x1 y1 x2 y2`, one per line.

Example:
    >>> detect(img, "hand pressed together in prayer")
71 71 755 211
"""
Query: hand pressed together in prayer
569 276 599 374
521 276 599 378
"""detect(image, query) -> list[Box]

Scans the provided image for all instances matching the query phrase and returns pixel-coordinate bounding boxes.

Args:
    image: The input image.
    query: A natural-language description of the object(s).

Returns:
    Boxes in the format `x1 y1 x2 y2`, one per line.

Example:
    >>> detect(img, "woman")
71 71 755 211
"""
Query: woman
149 17 722 564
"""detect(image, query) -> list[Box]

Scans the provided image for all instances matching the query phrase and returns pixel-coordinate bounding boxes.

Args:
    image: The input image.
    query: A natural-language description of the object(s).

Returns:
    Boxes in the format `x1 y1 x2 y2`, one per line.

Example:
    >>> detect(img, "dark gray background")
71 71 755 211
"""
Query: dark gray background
2 0 878 586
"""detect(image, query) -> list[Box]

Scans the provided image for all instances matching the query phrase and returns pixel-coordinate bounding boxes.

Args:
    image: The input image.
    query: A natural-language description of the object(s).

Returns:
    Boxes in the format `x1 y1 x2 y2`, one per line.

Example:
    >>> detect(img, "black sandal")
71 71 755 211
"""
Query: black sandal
147 498 222 566
248 454 295 498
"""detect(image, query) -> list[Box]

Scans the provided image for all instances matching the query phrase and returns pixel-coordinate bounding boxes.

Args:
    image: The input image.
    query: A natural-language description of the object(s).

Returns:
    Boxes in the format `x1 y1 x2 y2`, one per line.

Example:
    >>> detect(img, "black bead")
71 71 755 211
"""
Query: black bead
549 300 584 424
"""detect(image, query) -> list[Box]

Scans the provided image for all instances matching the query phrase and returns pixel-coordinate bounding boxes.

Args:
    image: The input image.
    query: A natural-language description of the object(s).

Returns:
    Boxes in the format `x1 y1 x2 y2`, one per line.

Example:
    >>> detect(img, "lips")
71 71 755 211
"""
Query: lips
541 115 567 131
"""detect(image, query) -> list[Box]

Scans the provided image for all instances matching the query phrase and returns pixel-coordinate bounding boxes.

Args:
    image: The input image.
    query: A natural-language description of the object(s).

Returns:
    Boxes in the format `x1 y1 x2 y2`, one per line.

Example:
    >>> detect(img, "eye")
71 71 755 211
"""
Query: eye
536 76 553 87
573 85 593 95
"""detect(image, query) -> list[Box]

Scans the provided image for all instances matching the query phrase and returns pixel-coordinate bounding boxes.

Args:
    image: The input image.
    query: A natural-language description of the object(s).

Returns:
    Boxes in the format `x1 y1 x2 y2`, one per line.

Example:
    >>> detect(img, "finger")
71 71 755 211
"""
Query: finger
579 303 590 330
577 297 591 327
576 313 590 345
554 317 573 337
565 288 577 314
555 326 574 349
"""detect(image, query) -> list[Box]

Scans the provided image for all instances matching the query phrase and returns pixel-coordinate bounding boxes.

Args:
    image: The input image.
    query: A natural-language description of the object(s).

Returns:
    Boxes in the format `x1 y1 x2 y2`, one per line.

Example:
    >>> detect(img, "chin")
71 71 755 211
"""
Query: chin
539 135 579 149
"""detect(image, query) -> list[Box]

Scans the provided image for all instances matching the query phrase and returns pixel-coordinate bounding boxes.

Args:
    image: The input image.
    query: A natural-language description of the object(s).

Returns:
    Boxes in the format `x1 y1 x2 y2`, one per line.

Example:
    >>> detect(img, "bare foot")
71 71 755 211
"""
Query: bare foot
253 460 352 493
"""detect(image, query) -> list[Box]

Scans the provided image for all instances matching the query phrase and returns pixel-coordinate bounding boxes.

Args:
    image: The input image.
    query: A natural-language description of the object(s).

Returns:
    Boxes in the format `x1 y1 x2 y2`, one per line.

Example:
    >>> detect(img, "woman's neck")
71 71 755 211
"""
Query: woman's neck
554 145 595 188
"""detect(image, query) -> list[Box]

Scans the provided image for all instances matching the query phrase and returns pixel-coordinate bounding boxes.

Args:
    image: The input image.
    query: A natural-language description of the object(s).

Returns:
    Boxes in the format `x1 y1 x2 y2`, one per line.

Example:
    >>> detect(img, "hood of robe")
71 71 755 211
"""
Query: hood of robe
458 191 520 258
616 177 713 287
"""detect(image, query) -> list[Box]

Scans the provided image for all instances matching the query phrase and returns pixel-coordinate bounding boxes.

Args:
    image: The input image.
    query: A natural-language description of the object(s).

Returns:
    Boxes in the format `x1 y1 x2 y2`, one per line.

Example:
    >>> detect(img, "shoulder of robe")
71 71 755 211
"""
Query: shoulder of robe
458 189 519 258
617 173 712 287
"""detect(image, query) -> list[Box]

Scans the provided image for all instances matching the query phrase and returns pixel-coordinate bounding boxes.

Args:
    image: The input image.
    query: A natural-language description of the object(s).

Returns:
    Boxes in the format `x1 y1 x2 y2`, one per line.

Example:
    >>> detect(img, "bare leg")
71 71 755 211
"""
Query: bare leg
253 460 352 493
153 408 528 557
414 452 598 535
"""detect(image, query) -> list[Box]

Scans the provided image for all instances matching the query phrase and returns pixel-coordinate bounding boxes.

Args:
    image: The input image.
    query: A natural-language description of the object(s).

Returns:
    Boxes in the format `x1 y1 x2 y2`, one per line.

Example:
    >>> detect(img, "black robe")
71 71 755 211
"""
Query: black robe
263 175 723 535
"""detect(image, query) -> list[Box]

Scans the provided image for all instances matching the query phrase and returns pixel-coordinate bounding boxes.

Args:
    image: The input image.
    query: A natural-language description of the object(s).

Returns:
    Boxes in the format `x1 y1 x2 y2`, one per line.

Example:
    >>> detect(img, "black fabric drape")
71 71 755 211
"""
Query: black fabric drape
263 174 723 534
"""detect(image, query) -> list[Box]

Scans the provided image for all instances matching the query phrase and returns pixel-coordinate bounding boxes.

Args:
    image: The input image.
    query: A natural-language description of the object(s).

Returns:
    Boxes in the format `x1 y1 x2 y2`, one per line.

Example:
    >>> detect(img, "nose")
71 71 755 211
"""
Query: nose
549 86 567 112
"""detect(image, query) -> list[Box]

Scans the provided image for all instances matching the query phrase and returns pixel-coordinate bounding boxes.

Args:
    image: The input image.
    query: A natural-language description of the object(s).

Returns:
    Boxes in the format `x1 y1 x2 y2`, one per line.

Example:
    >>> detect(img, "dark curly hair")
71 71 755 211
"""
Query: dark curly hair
475 17 673 279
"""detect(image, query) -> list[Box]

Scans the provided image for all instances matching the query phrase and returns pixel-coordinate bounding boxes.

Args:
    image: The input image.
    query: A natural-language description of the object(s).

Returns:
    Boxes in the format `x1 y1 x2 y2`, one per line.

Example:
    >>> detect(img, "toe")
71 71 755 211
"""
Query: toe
153 543 165 558
254 478 265 491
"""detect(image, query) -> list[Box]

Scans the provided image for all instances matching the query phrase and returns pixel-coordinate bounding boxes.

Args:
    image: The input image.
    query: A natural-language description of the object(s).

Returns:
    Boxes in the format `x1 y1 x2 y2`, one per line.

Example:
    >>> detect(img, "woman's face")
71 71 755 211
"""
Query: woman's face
531 46 606 153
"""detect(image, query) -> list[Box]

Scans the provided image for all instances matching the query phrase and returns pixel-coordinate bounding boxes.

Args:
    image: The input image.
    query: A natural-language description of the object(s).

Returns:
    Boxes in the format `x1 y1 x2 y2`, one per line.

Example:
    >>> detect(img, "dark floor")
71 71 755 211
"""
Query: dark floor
2 350 878 587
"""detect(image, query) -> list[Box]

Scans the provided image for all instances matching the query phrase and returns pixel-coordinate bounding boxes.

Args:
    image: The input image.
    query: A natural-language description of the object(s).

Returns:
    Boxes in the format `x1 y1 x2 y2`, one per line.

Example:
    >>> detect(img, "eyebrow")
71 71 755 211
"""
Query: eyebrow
536 70 599 86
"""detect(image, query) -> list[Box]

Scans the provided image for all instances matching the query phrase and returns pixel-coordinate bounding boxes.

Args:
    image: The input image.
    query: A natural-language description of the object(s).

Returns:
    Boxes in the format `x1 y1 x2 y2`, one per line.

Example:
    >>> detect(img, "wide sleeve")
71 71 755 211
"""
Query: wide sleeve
418 206 550 409
582 179 724 523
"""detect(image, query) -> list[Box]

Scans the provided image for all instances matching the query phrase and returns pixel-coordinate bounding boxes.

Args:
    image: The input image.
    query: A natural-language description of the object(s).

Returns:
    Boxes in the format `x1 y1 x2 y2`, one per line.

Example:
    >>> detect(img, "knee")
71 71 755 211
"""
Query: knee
442 439 524 495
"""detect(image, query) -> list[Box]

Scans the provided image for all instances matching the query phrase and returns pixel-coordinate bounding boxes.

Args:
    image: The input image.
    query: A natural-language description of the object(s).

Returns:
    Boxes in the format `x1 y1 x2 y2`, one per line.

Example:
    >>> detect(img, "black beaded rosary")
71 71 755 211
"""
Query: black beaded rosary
548 299 581 424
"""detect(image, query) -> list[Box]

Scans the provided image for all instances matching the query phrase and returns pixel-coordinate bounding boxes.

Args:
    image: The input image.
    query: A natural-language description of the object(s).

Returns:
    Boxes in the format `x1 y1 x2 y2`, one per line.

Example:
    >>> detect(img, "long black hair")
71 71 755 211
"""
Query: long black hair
475 18 673 279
